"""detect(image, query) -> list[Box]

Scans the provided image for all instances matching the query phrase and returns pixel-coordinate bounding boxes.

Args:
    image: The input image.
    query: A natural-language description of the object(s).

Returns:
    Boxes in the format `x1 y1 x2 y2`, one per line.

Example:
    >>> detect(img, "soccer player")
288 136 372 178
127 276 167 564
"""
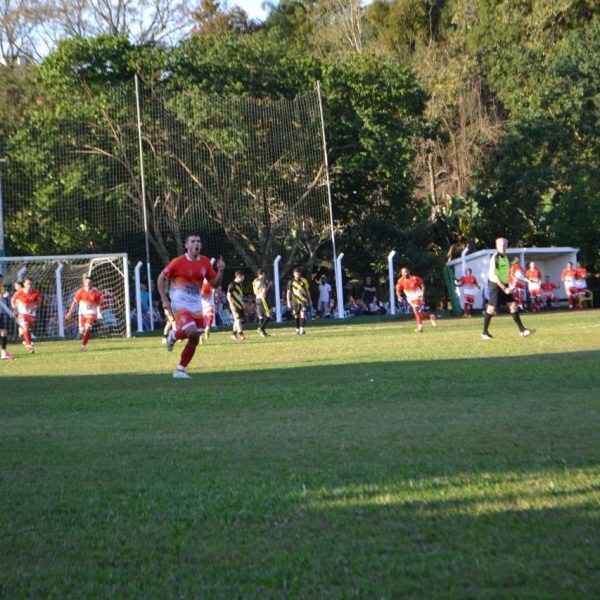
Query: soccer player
200 279 216 342
11 277 41 353
227 271 246 341
561 261 577 309
481 238 534 340
396 267 436 333
455 267 479 317
157 233 225 379
525 261 542 312
253 268 273 336
287 267 312 335
508 258 527 311
64 275 103 351
540 275 558 310
0 274 15 360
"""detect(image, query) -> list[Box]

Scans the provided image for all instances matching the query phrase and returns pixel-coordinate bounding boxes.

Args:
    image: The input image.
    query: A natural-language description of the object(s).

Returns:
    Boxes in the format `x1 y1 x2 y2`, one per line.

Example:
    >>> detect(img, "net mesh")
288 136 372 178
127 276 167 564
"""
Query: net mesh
0 255 129 341
4 82 331 277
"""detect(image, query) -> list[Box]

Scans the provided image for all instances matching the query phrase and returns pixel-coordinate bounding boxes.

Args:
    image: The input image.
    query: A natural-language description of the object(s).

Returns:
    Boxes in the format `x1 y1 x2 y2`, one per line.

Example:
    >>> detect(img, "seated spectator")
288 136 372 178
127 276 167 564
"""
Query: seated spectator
354 297 369 315
368 295 386 315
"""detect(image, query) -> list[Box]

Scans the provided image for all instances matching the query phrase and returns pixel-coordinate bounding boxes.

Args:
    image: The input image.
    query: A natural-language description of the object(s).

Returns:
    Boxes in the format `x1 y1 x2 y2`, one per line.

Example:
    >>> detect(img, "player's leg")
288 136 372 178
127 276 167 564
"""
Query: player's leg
80 316 95 350
0 322 14 360
482 285 499 339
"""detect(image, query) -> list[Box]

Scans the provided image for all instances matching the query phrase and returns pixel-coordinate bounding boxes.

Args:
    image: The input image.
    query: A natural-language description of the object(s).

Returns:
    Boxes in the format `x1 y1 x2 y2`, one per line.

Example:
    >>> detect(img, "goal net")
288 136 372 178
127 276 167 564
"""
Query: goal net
0 254 131 341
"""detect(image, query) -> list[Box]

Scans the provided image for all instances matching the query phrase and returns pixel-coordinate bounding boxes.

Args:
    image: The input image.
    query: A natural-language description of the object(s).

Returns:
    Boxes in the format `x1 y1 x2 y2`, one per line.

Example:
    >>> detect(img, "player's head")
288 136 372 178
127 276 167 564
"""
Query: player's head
511 257 520 265
184 233 202 257
320 275 327 282
83 275 94 289
400 267 410 278
545 275 550 282
465 268 472 275
495 238 508 253
235 270 245 281
566 261 573 268
23 277 33 291
14 280 23 291
293 267 302 279
256 268 265 277
576 261 582 268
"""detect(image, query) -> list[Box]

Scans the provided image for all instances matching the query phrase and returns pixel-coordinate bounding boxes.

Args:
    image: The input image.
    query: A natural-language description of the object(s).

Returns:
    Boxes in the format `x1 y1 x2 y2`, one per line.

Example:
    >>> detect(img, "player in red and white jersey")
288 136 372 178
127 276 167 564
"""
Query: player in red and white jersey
525 261 542 312
509 259 527 310
200 279 215 342
11 277 41 353
396 267 436 333
157 232 225 379
65 275 103 351
455 268 479 317
573 262 588 305
561 261 577 309
540 276 558 310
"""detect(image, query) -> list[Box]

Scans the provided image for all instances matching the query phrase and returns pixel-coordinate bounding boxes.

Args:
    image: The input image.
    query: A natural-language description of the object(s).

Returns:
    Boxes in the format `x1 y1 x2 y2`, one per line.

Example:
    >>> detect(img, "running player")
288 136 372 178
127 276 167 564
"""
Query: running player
287 267 312 335
253 268 272 336
157 233 225 379
396 267 436 333
64 275 103 351
11 277 41 353
455 268 479 317
227 271 246 341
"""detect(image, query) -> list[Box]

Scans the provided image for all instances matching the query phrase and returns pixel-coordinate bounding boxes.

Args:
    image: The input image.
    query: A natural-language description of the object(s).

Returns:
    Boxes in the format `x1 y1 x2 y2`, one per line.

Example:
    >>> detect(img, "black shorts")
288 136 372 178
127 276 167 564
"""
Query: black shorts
292 301 308 317
0 311 10 330
231 308 245 323
488 283 515 309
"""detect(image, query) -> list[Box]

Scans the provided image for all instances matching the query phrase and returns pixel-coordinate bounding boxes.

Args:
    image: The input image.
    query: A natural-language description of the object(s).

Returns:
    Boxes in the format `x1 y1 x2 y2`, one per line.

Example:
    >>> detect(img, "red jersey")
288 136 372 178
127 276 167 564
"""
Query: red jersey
396 275 424 303
459 275 478 287
540 282 557 293
162 254 217 309
561 267 576 282
12 289 41 317
74 288 102 316
509 264 527 289
525 268 541 282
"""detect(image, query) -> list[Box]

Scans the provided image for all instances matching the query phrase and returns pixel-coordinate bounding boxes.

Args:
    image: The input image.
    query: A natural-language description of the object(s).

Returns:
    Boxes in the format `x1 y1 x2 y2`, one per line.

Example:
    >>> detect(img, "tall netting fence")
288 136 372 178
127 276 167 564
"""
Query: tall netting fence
3 81 332 279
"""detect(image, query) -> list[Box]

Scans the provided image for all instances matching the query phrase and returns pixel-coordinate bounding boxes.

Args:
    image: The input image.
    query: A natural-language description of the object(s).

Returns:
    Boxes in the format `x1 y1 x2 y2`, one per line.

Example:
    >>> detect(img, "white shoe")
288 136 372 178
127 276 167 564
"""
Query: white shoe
161 337 167 345
430 314 437 327
294 329 300 335
520 328 536 337
173 369 191 379
80 345 87 352
481 333 493 340
299 329 305 335
166 330 176 352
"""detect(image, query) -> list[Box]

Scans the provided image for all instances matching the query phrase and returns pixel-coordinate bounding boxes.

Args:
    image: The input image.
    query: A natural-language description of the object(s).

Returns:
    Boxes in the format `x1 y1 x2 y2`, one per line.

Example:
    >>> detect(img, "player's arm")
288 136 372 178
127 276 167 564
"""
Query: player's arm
65 295 78 320
208 256 225 288
157 271 172 317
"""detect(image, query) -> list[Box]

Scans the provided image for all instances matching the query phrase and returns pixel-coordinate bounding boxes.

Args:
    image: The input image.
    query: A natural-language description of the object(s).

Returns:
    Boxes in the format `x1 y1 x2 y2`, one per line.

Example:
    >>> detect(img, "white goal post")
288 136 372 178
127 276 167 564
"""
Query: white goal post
0 254 131 340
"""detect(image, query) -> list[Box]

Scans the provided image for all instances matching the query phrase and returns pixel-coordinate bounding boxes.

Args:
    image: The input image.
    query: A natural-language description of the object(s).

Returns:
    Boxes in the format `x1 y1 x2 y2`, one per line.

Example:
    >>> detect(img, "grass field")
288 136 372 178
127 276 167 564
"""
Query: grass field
1 310 599 598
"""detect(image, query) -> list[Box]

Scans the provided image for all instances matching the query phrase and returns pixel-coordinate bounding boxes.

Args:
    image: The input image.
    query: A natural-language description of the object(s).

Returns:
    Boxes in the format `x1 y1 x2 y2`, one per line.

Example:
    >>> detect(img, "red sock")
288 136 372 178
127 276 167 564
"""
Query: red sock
23 330 32 346
179 342 196 368
414 310 423 325
175 329 187 341
82 330 91 346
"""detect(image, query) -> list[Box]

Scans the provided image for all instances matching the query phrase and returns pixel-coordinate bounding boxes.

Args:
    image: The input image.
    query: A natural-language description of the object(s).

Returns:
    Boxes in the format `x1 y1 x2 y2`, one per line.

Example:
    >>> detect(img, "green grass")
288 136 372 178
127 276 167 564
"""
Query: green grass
1 310 599 598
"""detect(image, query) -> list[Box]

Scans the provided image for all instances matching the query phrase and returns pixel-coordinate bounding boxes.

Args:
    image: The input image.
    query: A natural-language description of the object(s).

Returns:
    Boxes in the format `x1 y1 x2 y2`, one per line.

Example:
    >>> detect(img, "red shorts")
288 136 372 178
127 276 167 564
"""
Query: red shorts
175 309 205 331
18 315 35 330
464 295 475 305
79 315 97 329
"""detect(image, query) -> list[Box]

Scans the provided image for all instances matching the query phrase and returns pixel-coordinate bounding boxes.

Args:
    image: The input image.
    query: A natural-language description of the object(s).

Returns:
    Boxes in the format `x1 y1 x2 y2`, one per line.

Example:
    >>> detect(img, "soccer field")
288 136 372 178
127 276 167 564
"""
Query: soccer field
1 310 599 597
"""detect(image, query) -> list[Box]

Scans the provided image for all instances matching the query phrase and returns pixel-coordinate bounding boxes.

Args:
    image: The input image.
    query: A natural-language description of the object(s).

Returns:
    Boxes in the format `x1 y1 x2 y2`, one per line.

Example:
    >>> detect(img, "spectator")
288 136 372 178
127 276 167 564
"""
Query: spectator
362 276 377 305
368 295 386 315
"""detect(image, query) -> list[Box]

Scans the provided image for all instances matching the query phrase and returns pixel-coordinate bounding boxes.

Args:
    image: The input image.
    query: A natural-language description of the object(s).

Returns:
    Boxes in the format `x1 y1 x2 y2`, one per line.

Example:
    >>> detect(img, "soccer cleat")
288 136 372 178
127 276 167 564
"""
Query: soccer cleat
299 329 305 335
520 328 536 337
1 353 15 361
430 314 437 327
28 346 35 354
239 334 247 341
294 329 300 335
165 330 176 352
231 334 238 342
481 333 493 340
80 345 87 352
202 330 210 342
415 328 423 333
173 369 191 379
257 328 266 337
161 337 168 345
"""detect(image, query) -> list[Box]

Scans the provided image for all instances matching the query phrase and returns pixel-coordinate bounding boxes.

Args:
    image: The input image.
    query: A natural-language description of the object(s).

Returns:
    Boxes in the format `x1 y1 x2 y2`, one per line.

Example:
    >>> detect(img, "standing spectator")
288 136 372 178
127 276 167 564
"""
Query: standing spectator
540 276 558 310
561 261 577 310
396 268 436 333
11 277 41 353
316 275 332 318
157 232 225 379
253 268 273 336
362 276 377 306
64 275 103 351
0 274 14 360
455 267 480 318
227 271 247 341
574 262 588 307
481 238 534 340
525 261 543 312
287 267 312 335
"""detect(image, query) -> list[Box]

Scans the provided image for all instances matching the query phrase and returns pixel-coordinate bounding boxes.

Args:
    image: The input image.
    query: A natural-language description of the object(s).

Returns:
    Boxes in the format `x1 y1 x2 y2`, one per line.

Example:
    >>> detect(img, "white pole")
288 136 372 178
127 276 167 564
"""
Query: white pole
134 75 153 331
273 255 282 323
461 244 469 275
134 261 143 333
335 252 345 319
388 250 396 315
55 264 65 338
123 256 132 338
316 81 338 279
0 158 6 258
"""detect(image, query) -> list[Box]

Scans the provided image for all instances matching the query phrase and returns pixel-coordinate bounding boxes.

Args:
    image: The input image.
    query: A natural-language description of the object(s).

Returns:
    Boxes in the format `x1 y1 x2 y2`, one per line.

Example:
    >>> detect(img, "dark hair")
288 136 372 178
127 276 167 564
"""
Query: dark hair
235 270 245 277
185 232 202 243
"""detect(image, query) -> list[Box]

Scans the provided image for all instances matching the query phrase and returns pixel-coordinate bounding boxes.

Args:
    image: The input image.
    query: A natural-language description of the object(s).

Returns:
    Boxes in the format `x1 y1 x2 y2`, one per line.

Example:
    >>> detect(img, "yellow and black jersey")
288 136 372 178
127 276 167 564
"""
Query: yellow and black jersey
287 277 310 306
252 276 268 300
227 280 245 314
